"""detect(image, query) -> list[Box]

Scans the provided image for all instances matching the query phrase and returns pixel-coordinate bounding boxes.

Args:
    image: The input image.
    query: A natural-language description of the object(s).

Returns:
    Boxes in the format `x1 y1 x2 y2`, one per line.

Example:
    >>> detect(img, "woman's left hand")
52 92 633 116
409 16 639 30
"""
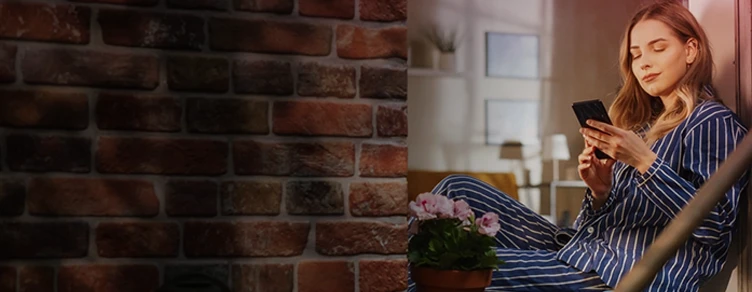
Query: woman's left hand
580 119 658 174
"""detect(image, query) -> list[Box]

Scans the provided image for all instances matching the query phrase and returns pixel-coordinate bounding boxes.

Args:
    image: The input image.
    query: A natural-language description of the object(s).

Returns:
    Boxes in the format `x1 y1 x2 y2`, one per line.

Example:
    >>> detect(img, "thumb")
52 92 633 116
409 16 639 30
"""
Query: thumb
603 158 616 168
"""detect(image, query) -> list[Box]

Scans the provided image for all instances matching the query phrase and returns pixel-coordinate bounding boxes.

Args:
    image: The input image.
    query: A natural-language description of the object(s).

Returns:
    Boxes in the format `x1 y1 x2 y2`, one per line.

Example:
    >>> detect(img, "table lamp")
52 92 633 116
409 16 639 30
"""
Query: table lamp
542 134 570 181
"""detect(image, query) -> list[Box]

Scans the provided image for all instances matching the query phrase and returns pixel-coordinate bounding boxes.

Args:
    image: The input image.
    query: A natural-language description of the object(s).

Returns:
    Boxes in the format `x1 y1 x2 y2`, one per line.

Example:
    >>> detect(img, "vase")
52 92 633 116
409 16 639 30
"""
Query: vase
411 266 493 292
438 52 456 71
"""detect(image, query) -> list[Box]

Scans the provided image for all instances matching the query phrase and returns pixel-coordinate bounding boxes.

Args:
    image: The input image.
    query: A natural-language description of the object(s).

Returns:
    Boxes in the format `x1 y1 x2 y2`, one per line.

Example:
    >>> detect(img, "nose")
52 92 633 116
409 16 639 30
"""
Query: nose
638 55 652 71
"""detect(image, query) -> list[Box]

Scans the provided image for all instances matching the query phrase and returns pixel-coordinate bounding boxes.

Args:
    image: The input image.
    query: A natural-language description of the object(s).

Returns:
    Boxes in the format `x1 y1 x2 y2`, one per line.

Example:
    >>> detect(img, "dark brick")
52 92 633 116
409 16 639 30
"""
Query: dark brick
0 222 89 259
184 222 309 257
0 179 25 216
299 0 354 19
350 181 407 216
28 177 158 216
168 56 229 92
377 104 407 137
316 221 406 255
96 93 181 132
0 267 14 292
23 49 159 89
360 0 406 22
97 137 228 175
337 25 407 59
168 0 229 10
234 0 292 13
359 260 408 292
221 181 281 215
0 90 88 130
166 180 218 217
273 101 371 137
233 60 293 95
187 98 268 134
99 10 204 50
0 43 16 83
20 266 55 292
298 63 356 98
0 2 90 44
165 265 229 285
58 265 159 292
210 18 331 55
96 222 180 258
70 0 158 5
6 134 90 173
360 66 407 100
359 144 407 177
286 181 344 215
232 264 293 292
298 261 354 292
233 141 354 176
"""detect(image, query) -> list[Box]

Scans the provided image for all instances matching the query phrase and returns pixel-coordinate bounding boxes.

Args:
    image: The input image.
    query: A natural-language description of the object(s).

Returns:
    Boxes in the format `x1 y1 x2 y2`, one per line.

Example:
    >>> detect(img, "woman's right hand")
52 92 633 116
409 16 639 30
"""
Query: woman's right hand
578 140 615 208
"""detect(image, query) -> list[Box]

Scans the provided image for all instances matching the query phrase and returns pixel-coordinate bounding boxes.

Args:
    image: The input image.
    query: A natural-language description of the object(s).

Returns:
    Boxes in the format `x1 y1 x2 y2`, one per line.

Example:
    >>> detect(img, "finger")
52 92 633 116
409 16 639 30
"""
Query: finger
587 120 621 135
581 128 609 142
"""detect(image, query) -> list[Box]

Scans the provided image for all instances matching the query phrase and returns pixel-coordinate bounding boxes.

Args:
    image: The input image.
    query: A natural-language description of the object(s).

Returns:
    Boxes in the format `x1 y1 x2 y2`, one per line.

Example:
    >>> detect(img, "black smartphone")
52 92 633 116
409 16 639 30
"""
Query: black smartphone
572 99 613 160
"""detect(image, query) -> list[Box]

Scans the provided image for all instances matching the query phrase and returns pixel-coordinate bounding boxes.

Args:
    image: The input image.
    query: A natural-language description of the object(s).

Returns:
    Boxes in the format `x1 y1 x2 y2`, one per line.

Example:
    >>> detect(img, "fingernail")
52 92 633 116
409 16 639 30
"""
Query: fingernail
587 120 593 125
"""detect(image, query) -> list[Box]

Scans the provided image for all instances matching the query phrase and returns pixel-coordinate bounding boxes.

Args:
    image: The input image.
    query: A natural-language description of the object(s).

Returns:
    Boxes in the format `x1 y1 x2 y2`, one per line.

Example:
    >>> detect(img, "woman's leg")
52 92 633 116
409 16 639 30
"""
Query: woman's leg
429 174 561 251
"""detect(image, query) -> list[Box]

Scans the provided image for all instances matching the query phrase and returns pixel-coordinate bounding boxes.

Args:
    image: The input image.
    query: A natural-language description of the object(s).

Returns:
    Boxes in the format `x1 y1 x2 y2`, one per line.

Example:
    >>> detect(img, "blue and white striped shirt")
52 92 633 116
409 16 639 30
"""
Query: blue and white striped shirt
558 100 749 291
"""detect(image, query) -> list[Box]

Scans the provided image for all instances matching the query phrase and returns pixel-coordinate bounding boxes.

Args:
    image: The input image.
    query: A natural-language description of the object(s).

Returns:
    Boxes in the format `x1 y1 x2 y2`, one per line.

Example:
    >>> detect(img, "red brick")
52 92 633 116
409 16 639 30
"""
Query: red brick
0 267 15 292
234 0 292 13
97 137 228 175
69 0 158 6
0 2 90 44
233 141 354 176
273 101 371 137
315 221 406 255
96 93 181 132
0 43 16 83
23 49 159 89
286 181 343 215
58 265 159 292
96 222 179 258
168 0 229 10
298 261 354 292
168 56 229 92
221 181 281 215
233 60 293 95
0 179 25 216
360 0 406 22
184 221 309 257
337 25 407 59
299 0 354 19
377 104 407 137
187 98 268 134
20 266 54 292
6 134 91 173
232 264 293 292
298 63 356 98
210 18 331 55
166 180 218 217
28 177 158 216
99 10 204 50
0 90 88 130
359 144 407 177
350 182 407 216
0 222 89 259
360 66 407 100
359 259 408 292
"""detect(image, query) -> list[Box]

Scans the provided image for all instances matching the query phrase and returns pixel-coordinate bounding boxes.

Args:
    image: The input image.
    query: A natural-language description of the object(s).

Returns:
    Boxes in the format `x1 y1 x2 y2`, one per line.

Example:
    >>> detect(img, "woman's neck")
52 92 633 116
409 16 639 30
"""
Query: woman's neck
659 92 678 109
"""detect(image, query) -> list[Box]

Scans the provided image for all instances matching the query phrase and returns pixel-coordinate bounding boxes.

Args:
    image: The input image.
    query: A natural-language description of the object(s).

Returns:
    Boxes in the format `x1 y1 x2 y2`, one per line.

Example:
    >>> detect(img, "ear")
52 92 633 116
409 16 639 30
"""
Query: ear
685 38 699 64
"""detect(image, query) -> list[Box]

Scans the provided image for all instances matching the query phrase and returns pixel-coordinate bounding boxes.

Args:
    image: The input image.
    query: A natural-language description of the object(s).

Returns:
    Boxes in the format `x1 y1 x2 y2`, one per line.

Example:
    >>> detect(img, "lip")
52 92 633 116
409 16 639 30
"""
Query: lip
642 73 660 82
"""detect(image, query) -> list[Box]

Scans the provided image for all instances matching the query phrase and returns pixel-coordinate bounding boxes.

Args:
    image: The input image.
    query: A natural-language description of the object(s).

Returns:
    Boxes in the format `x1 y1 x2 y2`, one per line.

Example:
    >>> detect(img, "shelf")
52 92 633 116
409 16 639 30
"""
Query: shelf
408 68 464 77
551 180 589 188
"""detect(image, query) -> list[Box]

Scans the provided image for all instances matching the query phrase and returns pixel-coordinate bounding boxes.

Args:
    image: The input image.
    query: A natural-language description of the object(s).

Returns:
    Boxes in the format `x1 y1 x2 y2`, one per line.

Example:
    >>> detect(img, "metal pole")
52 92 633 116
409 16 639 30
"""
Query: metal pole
614 133 752 292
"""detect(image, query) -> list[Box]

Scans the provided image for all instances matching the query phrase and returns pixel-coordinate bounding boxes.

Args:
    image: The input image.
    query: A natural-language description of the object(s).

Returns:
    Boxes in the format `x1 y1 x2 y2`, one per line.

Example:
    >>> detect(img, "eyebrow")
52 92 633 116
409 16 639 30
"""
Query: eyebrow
630 38 668 50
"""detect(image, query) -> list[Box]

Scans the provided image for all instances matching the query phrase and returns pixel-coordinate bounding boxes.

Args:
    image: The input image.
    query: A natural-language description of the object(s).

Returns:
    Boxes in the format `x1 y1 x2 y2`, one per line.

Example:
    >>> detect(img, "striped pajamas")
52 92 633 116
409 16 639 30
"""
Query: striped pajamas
407 101 748 291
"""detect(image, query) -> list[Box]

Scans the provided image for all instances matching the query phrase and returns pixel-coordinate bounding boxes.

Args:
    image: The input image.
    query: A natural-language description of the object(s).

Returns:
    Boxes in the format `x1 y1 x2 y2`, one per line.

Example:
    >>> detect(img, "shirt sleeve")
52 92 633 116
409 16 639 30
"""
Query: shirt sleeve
633 116 748 246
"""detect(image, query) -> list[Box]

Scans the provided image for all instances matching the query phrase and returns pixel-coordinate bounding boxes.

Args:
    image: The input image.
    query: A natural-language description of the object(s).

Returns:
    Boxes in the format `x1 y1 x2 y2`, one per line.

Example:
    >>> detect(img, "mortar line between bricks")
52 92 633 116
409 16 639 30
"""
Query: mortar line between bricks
0 253 407 265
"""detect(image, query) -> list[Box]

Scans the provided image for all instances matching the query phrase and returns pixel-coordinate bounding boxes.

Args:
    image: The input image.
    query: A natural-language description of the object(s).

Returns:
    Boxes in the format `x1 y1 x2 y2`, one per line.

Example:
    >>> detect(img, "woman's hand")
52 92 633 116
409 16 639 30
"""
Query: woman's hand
580 120 658 174
578 140 615 209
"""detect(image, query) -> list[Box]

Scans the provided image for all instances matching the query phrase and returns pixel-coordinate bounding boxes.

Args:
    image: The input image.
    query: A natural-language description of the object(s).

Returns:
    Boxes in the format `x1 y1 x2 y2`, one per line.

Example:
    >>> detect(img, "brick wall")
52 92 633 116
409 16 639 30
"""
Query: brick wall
0 0 408 291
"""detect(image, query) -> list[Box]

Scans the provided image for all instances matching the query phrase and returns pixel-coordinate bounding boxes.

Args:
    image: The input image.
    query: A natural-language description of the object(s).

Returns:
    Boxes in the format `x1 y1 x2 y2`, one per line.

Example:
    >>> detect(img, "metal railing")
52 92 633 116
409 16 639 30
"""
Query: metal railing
614 133 752 291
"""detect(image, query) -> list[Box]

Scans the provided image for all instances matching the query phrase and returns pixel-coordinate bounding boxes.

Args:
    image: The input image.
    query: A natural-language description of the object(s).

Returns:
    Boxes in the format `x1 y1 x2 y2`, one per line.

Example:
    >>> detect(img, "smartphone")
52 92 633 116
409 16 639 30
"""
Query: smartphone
572 99 613 160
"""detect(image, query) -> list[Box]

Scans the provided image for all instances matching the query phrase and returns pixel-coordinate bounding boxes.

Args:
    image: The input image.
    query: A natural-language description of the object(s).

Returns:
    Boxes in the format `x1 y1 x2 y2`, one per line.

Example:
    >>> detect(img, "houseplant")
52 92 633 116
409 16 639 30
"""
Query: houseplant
424 27 461 71
408 192 504 292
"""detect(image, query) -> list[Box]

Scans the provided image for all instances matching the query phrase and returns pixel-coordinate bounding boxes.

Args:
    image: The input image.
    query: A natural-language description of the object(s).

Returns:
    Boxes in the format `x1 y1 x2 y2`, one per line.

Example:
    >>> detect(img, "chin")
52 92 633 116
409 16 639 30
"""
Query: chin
641 84 667 97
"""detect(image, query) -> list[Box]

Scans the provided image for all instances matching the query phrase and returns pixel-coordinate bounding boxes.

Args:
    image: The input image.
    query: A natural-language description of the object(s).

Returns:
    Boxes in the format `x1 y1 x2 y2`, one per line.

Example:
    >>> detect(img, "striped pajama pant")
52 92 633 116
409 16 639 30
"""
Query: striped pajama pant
407 175 611 291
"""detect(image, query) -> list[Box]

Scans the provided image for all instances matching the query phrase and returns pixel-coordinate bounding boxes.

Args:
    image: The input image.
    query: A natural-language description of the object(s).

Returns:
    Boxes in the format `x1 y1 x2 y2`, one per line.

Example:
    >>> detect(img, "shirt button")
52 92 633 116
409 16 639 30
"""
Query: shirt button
587 227 595 234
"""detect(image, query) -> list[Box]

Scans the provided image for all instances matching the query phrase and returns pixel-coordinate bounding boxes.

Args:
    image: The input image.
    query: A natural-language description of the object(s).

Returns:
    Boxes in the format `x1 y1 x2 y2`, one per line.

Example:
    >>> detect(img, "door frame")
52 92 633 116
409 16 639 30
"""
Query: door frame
735 0 751 290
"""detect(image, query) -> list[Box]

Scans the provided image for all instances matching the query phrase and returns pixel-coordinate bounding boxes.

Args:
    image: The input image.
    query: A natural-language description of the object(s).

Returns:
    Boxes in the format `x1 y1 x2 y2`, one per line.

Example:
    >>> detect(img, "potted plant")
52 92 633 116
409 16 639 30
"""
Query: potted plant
424 27 461 71
408 192 504 292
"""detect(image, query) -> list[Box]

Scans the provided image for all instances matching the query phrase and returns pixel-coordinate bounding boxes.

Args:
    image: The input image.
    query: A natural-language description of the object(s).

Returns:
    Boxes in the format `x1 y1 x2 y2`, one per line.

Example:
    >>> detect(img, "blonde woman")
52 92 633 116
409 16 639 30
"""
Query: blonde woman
407 2 748 291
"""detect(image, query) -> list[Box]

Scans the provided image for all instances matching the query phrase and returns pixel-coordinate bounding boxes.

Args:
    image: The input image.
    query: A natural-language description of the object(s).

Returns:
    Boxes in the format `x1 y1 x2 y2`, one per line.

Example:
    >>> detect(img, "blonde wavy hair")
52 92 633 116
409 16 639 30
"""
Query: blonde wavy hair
609 1 721 145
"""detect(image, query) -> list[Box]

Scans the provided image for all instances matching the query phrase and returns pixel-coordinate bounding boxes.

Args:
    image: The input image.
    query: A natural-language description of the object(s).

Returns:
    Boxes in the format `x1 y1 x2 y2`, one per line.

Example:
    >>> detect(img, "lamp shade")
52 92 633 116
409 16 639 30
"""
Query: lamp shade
500 141 524 160
542 134 570 161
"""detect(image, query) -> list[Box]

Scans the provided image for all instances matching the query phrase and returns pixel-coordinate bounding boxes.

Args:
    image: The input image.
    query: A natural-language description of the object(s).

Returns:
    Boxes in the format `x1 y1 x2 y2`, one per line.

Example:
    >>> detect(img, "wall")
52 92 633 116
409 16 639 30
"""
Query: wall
0 0 407 291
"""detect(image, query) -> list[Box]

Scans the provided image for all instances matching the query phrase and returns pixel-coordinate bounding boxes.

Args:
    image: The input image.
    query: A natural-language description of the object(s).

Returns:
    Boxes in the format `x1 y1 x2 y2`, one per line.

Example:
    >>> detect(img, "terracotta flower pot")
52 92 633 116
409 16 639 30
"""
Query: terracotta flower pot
411 266 493 292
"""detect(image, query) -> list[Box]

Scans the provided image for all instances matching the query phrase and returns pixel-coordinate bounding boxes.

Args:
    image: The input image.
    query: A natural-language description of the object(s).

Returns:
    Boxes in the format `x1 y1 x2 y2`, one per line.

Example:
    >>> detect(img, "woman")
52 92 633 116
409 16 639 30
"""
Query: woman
407 2 748 291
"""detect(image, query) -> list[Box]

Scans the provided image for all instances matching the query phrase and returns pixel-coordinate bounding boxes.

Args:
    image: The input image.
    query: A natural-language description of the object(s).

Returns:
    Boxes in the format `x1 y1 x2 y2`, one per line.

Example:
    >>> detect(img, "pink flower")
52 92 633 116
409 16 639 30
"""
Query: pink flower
453 200 472 221
476 212 501 236
435 195 455 218
409 192 454 220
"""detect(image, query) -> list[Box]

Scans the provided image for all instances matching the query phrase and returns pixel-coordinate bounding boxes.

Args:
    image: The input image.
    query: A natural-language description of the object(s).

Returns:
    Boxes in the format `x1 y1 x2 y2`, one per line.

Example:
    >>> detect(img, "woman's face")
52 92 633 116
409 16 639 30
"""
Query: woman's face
629 19 695 98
